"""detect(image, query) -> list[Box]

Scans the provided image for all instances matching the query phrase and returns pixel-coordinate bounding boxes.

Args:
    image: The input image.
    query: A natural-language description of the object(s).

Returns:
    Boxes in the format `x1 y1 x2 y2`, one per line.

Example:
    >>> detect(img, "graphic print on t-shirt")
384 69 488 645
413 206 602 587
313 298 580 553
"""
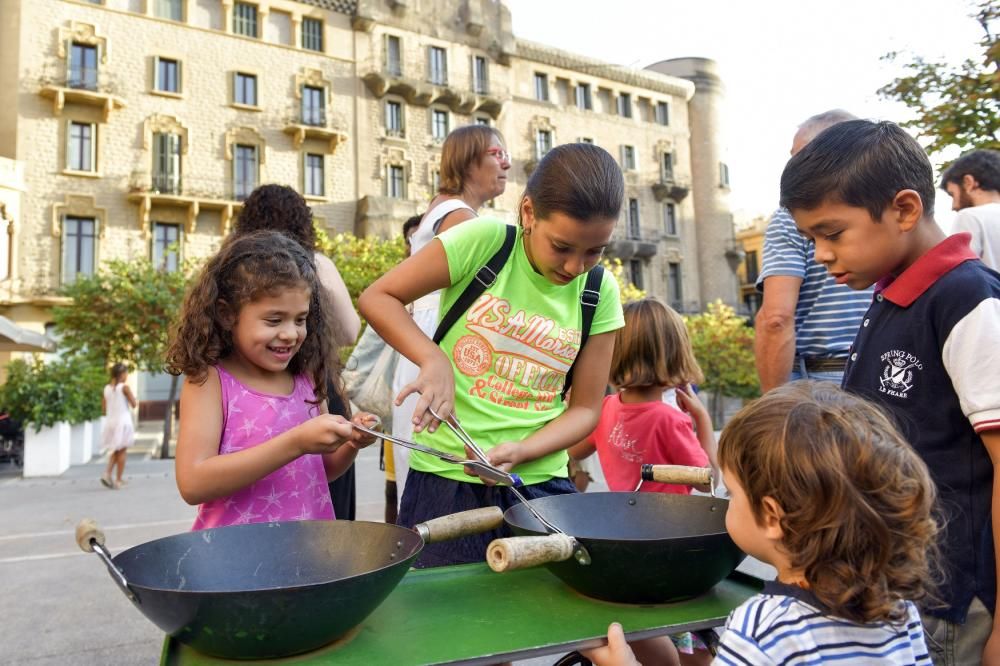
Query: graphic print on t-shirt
456 293 581 412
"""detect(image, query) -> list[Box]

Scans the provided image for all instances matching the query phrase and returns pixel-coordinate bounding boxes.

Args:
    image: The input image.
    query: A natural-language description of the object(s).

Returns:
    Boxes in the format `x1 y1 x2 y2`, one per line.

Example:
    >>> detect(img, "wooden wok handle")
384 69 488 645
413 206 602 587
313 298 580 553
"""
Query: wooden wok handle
487 534 575 572
641 464 712 486
75 518 105 553
415 506 505 543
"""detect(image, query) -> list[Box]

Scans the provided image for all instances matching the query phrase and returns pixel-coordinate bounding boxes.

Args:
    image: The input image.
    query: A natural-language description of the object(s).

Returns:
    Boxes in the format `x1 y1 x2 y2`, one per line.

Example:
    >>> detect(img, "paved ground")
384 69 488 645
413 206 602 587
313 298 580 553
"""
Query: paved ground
0 425 770 665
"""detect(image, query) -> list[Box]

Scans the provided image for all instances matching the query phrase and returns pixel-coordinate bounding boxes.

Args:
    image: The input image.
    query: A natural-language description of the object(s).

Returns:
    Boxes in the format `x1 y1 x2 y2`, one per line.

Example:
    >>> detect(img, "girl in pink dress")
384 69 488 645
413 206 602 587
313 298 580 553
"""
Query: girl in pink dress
165 231 376 530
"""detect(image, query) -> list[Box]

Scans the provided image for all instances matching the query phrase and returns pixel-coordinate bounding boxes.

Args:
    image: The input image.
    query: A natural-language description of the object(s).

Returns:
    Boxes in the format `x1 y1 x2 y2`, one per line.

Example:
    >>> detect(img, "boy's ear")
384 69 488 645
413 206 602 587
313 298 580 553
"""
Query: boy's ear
760 496 785 541
217 299 236 330
890 189 924 232
962 173 979 192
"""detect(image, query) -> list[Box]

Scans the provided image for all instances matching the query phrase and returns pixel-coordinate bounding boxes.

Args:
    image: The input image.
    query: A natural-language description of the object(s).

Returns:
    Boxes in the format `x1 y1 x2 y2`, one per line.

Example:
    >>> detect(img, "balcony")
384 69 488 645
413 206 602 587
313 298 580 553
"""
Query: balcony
282 110 348 153
361 56 473 113
652 176 690 203
127 173 243 236
355 194 420 239
466 79 510 119
38 67 125 122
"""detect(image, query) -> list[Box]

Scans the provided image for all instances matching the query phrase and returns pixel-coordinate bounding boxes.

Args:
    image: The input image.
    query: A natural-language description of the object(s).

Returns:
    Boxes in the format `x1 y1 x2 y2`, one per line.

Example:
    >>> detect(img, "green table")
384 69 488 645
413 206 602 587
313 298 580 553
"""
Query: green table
161 563 761 665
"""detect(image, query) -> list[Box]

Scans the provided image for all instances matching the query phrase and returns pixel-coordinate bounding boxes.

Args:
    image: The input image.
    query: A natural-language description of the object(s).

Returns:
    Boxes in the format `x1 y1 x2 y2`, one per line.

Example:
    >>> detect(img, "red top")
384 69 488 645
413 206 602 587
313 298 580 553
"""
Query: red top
592 393 709 494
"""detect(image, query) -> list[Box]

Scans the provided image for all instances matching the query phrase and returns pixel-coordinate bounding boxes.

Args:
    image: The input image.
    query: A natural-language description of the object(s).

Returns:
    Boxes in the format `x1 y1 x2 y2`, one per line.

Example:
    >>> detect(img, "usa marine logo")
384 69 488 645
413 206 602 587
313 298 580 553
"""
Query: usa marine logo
878 350 924 399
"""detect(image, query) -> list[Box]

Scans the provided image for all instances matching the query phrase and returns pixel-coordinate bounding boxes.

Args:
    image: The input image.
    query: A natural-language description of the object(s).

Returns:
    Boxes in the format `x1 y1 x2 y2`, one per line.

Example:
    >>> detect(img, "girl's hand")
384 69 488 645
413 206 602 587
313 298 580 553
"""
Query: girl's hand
295 414 355 455
581 623 641 666
676 384 710 424
396 351 455 434
347 412 379 449
464 442 523 486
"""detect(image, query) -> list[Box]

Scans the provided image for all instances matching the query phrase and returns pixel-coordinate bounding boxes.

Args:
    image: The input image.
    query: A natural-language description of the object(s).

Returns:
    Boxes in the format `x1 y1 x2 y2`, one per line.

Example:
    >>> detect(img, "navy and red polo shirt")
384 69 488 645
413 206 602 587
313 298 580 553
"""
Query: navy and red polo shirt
842 233 1000 624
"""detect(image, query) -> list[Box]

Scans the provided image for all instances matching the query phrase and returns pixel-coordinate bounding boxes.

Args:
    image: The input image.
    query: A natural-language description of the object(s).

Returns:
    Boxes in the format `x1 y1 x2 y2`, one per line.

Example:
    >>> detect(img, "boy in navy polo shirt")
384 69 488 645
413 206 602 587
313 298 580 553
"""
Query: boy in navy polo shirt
779 119 1000 665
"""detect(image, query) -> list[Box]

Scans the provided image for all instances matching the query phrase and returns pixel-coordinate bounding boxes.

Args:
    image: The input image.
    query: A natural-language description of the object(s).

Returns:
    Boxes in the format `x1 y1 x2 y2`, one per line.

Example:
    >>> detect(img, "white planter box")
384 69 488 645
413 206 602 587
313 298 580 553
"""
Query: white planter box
69 422 94 465
23 422 72 477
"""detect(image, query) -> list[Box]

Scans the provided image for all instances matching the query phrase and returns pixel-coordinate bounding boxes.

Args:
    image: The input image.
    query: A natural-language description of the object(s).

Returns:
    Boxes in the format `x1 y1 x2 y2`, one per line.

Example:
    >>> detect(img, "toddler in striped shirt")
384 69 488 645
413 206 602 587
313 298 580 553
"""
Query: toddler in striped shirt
586 381 938 665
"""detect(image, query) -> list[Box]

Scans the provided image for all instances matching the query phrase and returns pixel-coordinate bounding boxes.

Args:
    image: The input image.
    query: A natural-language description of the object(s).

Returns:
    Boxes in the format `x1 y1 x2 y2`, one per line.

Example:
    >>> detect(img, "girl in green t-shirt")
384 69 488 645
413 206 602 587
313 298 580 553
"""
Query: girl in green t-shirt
360 143 626 567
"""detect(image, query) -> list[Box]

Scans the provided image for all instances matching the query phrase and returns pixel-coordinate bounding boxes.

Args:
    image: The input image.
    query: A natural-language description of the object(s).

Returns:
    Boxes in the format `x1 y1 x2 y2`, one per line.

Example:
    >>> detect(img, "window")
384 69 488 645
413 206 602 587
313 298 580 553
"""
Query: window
535 129 552 159
474 115 491 126
152 223 181 272
67 122 95 172
430 169 441 193
152 132 181 194
472 55 489 94
663 202 678 236
233 144 258 200
617 92 632 118
744 250 759 285
301 85 325 126
428 46 447 85
69 43 98 90
233 2 258 37
621 145 636 171
388 165 405 199
656 101 670 126
385 100 404 136
668 262 683 309
575 83 592 110
628 259 644 291
304 153 324 197
154 57 180 93
385 35 402 76
719 162 731 187
661 152 675 183
234 72 257 106
154 0 183 21
62 216 97 283
431 109 449 142
627 198 640 239
534 72 549 101
301 17 323 51
578 137 594 144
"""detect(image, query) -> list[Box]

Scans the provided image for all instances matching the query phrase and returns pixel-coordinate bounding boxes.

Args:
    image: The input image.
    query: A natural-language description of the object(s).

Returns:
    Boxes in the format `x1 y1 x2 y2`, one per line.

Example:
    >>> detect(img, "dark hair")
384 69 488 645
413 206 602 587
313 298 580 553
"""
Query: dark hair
439 125 505 195
521 143 624 223
234 184 316 251
165 231 335 403
940 149 1000 193
110 363 128 380
780 120 936 221
718 381 940 624
402 214 422 240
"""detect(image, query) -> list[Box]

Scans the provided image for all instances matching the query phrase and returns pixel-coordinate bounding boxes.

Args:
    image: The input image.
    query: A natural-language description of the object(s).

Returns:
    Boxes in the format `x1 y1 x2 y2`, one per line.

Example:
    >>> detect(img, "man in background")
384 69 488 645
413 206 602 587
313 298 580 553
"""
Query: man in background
941 149 1000 271
754 109 874 391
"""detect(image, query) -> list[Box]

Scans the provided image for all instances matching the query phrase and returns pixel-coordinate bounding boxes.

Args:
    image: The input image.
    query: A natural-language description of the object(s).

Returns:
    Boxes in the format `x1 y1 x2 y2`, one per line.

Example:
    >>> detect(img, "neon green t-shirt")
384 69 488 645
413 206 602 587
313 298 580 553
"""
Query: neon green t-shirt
411 216 625 484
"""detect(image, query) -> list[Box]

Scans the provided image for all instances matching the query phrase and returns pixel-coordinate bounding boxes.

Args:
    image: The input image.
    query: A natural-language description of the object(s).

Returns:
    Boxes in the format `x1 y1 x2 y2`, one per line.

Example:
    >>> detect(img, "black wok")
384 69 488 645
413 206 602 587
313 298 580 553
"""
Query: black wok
485 467 744 604
75 511 501 660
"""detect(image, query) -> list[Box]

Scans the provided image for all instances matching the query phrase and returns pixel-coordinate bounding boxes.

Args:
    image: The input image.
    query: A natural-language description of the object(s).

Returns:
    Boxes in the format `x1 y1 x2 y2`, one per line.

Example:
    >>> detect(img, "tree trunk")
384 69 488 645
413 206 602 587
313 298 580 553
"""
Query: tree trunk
160 374 179 459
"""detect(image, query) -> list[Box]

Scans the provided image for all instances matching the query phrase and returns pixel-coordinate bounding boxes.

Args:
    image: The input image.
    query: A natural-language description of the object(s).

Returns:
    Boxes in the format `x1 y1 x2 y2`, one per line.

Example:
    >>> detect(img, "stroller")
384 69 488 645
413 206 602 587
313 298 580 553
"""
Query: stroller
0 413 24 468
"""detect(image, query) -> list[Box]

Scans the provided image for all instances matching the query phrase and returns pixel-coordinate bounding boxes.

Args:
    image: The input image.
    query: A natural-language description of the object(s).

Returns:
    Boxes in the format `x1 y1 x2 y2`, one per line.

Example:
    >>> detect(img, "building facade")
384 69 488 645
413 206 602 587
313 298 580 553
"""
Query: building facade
0 0 737 402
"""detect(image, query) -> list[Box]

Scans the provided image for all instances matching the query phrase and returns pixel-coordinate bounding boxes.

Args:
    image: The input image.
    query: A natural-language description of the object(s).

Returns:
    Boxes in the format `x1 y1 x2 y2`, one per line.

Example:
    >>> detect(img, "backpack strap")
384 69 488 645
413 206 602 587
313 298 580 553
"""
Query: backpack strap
433 224 517 344
561 265 604 399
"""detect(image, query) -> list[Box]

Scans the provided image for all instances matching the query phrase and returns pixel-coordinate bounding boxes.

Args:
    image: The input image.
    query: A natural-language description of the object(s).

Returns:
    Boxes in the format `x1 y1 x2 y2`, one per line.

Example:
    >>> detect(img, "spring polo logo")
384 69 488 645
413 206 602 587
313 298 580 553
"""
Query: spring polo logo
879 350 923 398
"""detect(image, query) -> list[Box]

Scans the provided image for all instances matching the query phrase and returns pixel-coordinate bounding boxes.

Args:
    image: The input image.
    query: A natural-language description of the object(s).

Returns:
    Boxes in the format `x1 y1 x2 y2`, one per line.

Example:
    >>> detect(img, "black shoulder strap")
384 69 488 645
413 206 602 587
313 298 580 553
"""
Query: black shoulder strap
433 224 517 344
561 265 604 399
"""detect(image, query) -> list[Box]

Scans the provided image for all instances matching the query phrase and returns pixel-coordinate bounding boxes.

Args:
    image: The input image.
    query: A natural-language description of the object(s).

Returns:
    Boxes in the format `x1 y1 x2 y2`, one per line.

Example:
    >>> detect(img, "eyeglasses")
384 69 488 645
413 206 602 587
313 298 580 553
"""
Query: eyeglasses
486 147 511 164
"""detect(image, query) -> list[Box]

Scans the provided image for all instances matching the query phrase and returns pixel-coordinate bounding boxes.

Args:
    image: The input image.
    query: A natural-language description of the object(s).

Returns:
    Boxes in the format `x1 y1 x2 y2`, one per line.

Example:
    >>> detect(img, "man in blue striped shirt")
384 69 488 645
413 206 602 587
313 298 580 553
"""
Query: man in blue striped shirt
755 110 873 391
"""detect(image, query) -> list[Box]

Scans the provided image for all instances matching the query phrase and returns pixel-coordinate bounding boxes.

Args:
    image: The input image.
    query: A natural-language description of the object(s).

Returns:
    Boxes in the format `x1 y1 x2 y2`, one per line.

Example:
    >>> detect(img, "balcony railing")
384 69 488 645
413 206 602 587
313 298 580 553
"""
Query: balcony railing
67 67 99 91
300 108 326 127
151 173 182 195
38 64 126 121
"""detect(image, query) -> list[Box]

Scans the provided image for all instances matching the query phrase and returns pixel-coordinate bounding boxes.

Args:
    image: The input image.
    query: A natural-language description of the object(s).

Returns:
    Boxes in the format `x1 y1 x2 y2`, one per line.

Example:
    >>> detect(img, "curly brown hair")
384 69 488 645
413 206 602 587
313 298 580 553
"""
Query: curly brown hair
164 230 334 403
718 381 940 624
233 184 316 251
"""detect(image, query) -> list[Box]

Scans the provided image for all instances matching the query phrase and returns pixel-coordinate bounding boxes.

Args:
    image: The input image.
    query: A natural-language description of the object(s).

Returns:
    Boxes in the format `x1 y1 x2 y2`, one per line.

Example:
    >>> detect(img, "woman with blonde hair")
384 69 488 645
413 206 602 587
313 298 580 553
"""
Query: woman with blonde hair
390 124 510 501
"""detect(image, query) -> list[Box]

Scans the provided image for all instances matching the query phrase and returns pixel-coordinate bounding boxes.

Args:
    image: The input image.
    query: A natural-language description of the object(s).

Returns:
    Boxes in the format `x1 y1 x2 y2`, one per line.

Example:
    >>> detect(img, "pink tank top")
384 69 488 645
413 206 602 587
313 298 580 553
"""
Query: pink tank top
191 366 335 530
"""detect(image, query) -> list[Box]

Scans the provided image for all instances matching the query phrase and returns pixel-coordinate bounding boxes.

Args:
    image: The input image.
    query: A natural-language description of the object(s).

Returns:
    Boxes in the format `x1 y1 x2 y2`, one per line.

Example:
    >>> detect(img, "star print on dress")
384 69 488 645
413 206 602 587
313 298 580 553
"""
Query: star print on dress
239 417 257 437
261 485 286 510
234 503 262 525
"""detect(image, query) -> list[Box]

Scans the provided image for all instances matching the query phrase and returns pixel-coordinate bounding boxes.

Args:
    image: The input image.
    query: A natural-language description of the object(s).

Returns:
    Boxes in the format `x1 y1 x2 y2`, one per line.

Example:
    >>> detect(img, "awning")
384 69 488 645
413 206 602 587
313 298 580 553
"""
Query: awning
0 316 56 352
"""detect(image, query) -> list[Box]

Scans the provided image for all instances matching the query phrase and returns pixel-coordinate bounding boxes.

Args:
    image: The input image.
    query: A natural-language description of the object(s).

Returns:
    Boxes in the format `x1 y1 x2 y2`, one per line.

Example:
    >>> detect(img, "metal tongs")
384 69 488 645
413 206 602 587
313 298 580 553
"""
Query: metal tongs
429 407 591 566
350 415 518 487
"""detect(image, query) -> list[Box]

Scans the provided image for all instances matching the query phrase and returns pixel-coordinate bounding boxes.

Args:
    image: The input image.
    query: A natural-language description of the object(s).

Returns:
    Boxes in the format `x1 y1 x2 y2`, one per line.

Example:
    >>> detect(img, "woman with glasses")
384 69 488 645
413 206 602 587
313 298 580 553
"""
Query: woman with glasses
390 125 511 505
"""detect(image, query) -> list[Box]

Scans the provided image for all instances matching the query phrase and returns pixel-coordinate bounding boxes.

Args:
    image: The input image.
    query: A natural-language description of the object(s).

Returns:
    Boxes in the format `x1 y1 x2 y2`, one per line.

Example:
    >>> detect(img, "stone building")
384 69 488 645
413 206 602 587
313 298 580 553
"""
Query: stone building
0 0 736 407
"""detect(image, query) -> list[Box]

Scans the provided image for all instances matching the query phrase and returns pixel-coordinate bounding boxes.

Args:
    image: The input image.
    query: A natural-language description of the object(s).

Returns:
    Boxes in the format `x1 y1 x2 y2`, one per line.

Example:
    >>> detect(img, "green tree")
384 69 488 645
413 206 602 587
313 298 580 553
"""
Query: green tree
878 1 999 155
52 258 189 455
0 355 105 432
316 228 407 307
684 301 759 424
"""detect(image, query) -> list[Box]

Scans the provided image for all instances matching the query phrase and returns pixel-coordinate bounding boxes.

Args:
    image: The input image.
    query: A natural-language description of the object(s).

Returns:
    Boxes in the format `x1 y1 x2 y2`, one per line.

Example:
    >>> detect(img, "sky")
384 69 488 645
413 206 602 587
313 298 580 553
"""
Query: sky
503 0 988 230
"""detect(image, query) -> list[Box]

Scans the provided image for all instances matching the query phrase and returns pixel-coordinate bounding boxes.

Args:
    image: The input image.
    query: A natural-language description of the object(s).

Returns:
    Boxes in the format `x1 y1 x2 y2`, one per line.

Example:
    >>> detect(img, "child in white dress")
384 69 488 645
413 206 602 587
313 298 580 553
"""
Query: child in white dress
100 363 136 489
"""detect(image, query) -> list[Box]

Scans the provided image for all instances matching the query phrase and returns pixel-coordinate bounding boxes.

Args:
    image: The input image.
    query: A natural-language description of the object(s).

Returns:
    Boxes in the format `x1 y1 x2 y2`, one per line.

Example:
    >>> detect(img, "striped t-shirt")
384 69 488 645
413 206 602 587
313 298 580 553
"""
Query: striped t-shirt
715 581 931 665
756 208 873 359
